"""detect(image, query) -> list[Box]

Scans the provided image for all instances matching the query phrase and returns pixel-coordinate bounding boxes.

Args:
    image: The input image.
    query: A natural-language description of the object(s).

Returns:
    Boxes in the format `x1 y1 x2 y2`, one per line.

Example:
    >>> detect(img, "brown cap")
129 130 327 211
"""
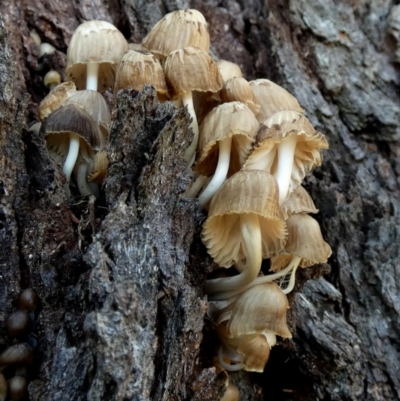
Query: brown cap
201 170 286 267
217 60 243 83
249 79 304 123
43 70 61 89
281 185 318 220
195 101 259 176
142 9 210 59
38 81 77 121
66 20 128 91
164 47 223 99
114 49 168 97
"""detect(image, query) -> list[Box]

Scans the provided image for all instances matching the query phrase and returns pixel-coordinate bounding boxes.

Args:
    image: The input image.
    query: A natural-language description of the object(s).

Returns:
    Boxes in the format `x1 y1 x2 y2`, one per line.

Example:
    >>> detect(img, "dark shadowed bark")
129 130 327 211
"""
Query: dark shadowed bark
0 1 399 400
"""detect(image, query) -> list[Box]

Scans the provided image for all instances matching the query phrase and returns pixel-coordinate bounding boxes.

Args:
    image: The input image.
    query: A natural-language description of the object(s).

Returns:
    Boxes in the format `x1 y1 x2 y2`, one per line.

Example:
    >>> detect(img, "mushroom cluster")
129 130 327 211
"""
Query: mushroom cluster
0 289 40 400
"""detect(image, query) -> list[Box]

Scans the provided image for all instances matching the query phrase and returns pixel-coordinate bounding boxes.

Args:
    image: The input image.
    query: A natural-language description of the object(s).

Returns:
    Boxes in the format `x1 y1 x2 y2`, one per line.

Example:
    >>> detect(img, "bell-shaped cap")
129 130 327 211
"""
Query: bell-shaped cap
164 47 223 99
249 79 304 123
217 60 242 83
271 214 332 271
66 20 128 90
38 81 76 121
0 343 34 367
63 89 111 139
195 102 259 176
201 170 287 267
220 77 260 115
142 9 210 58
218 283 292 339
281 186 318 220
221 383 240 401
114 49 169 98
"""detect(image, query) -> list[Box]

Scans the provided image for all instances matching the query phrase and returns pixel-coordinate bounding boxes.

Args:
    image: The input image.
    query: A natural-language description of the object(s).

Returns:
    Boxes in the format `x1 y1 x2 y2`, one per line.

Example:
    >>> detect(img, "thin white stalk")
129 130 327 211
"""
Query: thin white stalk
184 175 208 198
281 261 300 294
217 346 243 372
182 91 198 164
274 135 298 204
198 137 232 209
76 163 93 197
205 214 262 294
86 62 99 91
63 134 80 182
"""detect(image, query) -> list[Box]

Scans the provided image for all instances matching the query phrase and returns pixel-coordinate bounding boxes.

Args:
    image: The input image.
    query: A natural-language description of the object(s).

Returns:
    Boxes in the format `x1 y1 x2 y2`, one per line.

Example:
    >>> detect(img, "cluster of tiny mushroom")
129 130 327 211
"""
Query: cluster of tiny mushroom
35 9 332 400
0 289 40 401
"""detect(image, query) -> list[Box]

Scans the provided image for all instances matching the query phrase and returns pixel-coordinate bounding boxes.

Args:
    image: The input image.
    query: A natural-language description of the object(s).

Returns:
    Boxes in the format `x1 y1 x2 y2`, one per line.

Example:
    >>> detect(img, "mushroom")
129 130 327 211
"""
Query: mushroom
66 20 128 91
281 185 318 220
202 170 287 295
7 376 28 401
17 288 40 313
41 104 103 199
142 9 210 61
87 150 109 184
43 70 61 91
194 101 259 208
5 311 32 340
221 382 240 401
244 110 329 204
0 343 34 368
164 46 223 164
0 373 7 401
249 78 304 124
114 50 169 101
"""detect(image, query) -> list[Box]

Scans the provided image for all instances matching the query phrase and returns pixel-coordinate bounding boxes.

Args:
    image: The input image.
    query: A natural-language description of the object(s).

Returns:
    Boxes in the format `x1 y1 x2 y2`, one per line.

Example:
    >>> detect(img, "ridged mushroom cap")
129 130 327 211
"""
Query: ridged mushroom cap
114 50 168 97
271 214 332 271
38 81 77 121
221 383 240 401
217 60 243 83
244 110 329 194
281 185 318 220
220 77 260 115
249 79 304 123
201 170 287 267
164 47 223 99
63 89 111 139
0 343 34 367
217 282 292 339
66 20 128 91
195 101 259 176
142 9 210 58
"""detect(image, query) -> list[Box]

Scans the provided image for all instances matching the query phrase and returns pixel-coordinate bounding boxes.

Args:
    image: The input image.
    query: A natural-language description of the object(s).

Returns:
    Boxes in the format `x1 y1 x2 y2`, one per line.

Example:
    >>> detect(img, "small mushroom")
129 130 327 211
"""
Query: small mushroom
43 70 61 91
5 311 33 340
17 289 40 313
0 343 34 368
7 376 28 401
221 382 240 401
39 42 55 58
280 185 318 220
66 20 128 91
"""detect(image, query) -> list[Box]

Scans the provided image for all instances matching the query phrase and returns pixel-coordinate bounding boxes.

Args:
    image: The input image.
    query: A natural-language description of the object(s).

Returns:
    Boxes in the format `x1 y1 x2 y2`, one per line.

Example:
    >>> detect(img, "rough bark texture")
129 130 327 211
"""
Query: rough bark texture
0 1 399 401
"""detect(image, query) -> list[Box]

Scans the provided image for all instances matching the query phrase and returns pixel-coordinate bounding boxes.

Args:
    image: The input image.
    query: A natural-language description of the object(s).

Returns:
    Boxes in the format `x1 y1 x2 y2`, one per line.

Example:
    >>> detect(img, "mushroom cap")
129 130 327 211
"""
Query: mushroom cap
249 79 304 123
17 288 40 312
164 47 223 98
114 49 169 97
88 149 109 184
217 60 243 83
0 343 34 367
43 70 61 89
281 185 318 220
38 81 77 121
221 383 240 401
201 170 287 267
63 89 111 139
8 376 28 401
271 214 332 270
142 9 210 58
42 104 104 165
220 77 260 115
195 101 259 176
244 110 329 194
66 20 128 91
218 283 292 339
5 311 32 340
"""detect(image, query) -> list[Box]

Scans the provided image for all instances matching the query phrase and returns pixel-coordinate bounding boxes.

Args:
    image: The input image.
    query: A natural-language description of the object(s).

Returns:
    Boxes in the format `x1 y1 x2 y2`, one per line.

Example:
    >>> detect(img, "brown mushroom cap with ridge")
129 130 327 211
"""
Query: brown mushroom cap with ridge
281 185 318 220
66 20 128 91
202 170 287 295
142 9 210 59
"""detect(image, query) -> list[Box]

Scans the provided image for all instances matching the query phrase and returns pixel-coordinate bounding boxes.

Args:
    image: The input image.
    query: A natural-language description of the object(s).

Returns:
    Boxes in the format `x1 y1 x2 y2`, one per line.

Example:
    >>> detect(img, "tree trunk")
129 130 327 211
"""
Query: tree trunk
0 1 399 400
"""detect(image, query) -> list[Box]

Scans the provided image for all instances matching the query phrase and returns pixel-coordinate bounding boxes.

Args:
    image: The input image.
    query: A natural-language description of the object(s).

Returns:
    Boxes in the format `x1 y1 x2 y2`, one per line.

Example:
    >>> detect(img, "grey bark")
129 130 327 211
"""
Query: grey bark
0 0 399 400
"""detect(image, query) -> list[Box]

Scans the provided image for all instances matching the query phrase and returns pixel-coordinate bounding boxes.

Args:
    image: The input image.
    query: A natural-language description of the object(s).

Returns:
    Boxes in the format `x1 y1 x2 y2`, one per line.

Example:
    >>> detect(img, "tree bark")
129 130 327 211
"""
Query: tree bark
0 1 399 400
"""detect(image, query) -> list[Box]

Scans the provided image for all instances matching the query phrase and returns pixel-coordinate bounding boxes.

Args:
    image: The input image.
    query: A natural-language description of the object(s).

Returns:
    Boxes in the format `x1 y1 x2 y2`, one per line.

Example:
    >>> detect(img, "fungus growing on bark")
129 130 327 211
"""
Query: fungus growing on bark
5 311 32 340
194 101 259 208
17 289 40 313
164 46 223 163
142 9 210 60
281 185 318 220
7 376 28 401
43 70 61 91
66 20 128 91
0 343 34 367
202 170 287 295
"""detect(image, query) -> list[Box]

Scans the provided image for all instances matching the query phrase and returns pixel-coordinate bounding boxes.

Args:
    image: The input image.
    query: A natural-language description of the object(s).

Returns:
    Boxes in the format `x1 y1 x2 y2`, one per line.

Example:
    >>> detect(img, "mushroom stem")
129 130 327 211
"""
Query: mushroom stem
205 214 262 294
274 135 297 204
182 91 199 164
281 261 300 294
86 62 99 91
184 175 208 198
198 137 232 208
63 133 80 182
76 163 93 197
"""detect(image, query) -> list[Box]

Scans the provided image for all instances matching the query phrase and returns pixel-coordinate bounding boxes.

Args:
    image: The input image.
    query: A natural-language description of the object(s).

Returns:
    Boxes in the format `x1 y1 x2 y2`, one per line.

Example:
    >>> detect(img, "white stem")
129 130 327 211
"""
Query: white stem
274 135 298 204
86 62 99 91
63 133 80 182
281 262 300 294
205 214 262 294
182 91 198 164
218 347 243 372
76 163 93 197
198 137 232 209
184 175 208 198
